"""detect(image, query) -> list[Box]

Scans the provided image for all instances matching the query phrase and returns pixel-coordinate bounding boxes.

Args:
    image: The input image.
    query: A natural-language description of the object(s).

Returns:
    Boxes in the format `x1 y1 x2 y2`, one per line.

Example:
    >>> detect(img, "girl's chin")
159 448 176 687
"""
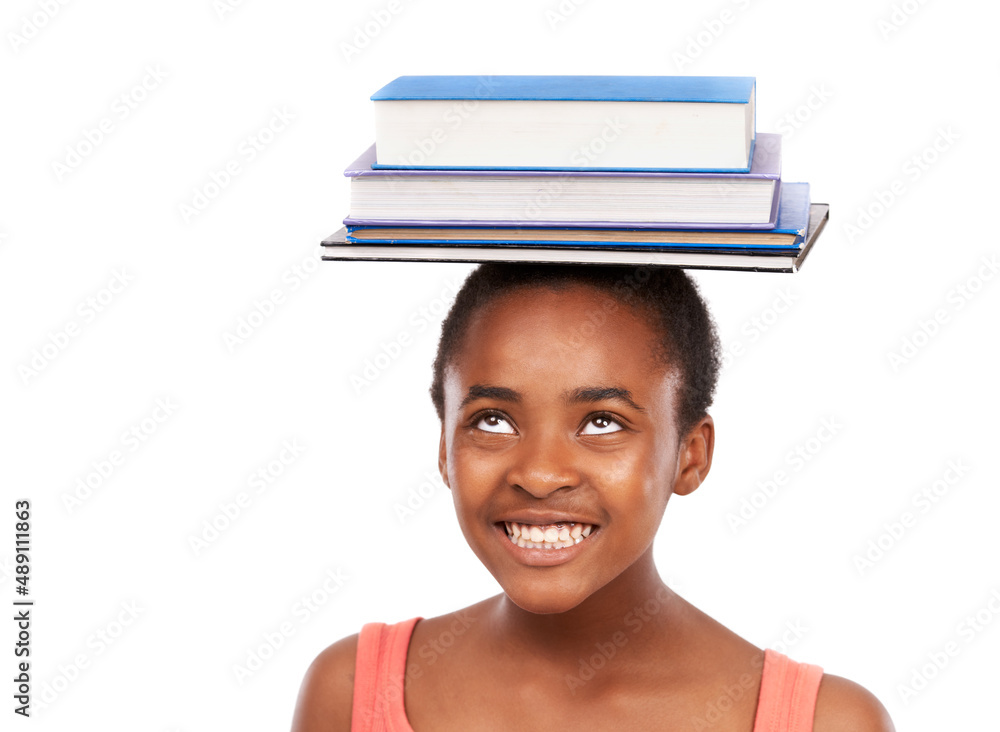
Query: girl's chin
499 583 593 616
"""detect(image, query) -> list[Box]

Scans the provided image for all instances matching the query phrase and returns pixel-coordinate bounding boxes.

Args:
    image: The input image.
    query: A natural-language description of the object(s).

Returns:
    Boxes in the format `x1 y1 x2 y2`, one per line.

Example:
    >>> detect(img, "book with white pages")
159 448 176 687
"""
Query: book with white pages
345 133 782 229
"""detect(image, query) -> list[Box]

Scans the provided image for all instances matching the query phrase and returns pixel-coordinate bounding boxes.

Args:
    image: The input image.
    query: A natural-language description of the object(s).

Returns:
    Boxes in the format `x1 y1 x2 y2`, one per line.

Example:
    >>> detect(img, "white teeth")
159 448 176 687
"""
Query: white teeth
503 521 597 549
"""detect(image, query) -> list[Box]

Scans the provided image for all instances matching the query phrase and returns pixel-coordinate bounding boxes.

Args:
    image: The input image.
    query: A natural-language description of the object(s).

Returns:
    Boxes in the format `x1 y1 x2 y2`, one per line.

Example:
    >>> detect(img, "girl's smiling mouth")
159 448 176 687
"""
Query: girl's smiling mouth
492 519 601 566
503 520 594 548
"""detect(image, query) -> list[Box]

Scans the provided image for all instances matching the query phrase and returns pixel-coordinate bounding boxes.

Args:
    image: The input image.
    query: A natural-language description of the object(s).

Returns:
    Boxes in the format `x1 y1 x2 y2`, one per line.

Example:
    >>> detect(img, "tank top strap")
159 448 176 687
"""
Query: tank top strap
351 616 421 732
752 648 824 732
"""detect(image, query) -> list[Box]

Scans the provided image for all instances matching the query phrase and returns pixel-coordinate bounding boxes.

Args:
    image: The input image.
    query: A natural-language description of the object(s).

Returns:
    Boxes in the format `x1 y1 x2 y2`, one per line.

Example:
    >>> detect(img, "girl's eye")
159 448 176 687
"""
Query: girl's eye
475 413 516 434
580 414 624 435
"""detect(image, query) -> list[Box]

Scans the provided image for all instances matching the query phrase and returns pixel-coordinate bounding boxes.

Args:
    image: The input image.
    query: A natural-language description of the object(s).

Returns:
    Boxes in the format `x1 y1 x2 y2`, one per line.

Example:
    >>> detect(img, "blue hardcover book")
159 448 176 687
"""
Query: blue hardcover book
370 75 756 173
345 182 811 251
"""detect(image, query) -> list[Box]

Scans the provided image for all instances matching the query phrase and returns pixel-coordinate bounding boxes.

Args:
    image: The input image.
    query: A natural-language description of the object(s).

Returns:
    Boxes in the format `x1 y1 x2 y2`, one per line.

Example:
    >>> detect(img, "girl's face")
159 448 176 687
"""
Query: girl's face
438 284 712 614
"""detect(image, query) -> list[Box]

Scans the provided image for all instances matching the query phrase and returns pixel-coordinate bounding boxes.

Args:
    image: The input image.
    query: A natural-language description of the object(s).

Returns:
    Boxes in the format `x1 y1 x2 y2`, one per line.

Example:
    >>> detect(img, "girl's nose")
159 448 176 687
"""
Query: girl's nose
504 430 582 498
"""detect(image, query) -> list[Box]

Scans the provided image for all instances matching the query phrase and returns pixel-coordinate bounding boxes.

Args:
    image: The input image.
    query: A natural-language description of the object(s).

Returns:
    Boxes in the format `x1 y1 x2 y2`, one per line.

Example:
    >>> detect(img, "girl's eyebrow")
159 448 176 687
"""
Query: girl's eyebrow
567 386 646 412
459 384 645 412
460 384 520 408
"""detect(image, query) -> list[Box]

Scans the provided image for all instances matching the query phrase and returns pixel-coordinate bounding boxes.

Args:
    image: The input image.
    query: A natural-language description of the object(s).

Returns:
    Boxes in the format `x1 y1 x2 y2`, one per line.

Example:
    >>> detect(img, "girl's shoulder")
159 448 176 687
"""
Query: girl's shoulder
812 674 895 732
290 615 426 732
290 631 360 732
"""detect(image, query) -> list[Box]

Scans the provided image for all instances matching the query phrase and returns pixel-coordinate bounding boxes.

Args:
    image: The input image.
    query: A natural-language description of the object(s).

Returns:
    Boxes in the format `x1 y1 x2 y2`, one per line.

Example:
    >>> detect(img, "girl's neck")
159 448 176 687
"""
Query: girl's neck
488 549 682 656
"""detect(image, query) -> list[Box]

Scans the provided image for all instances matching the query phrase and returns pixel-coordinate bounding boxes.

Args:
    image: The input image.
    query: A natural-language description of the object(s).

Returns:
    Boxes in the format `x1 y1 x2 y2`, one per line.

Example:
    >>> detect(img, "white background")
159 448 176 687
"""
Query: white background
2 0 998 729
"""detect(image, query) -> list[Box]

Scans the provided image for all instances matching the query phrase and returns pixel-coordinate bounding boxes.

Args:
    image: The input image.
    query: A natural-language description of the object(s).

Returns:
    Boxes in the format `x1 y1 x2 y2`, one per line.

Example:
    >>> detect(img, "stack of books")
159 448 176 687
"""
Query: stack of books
322 75 828 273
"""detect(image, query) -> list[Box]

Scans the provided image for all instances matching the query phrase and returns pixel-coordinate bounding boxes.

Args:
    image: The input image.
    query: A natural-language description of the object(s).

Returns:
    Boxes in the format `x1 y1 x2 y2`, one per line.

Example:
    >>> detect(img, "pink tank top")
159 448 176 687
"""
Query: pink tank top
350 617 823 731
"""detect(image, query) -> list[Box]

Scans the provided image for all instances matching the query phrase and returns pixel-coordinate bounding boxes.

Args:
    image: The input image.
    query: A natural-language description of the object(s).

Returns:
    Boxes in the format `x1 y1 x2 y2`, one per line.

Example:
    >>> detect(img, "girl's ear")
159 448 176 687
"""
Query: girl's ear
672 415 715 497
438 426 451 490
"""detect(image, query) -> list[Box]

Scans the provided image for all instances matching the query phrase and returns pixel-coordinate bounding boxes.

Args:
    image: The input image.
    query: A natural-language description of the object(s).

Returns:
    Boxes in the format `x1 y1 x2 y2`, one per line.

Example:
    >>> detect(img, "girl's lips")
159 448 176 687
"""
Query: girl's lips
493 522 600 567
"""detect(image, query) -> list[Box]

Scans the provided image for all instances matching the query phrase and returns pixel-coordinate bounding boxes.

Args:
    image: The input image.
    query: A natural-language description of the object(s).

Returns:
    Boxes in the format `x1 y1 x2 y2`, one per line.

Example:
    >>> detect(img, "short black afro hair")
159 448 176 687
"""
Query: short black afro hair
429 263 721 438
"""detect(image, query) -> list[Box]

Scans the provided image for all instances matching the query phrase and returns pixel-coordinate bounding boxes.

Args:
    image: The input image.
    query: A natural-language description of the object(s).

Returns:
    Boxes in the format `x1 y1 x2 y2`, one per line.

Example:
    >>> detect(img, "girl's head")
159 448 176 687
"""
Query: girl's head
430 264 721 438
429 264 722 613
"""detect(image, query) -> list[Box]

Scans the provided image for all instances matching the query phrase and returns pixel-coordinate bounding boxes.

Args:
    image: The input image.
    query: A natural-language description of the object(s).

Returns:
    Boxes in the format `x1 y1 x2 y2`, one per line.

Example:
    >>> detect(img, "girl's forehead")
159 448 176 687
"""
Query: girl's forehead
455 285 668 375
469 284 659 340
474 283 640 328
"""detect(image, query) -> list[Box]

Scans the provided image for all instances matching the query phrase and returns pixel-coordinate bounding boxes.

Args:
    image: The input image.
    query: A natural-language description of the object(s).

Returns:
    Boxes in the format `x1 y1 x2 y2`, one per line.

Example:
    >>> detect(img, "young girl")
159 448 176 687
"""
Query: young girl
291 263 895 731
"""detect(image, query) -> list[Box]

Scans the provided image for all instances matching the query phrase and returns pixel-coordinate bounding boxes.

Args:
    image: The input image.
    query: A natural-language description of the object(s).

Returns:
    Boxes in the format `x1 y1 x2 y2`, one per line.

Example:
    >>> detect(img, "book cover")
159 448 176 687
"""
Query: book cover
370 75 756 104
